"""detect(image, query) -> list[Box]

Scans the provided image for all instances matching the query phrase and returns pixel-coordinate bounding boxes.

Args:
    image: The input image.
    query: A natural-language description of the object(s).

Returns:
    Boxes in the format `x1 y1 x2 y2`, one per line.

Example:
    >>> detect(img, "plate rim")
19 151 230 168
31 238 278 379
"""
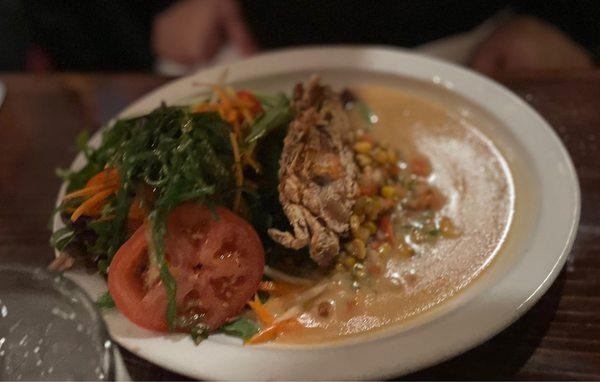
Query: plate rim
53 45 580 379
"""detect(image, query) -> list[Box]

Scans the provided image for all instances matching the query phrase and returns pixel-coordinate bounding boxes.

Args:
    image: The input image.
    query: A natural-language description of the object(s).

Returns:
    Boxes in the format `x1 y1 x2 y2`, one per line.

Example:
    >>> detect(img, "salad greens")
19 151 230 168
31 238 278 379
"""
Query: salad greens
220 317 261 341
53 94 293 330
96 291 116 309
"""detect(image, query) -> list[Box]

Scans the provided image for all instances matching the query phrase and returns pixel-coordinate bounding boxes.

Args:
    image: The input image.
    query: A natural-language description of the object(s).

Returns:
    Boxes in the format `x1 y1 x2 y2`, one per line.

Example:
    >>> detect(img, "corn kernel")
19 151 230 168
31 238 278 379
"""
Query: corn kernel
356 154 372 167
377 242 392 256
342 256 356 268
363 221 378 235
367 197 383 220
358 227 371 241
386 149 397 163
397 241 415 258
353 141 373 154
346 239 367 260
373 148 388 164
354 270 367 279
381 185 396 199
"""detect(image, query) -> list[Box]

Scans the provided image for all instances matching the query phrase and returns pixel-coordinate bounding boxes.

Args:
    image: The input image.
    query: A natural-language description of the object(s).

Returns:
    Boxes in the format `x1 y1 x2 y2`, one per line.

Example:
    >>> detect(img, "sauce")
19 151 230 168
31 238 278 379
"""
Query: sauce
268 85 514 344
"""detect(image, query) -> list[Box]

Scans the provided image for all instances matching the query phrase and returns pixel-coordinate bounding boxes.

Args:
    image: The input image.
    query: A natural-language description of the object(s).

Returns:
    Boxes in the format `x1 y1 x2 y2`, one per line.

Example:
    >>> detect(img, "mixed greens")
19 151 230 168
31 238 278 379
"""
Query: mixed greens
53 87 292 332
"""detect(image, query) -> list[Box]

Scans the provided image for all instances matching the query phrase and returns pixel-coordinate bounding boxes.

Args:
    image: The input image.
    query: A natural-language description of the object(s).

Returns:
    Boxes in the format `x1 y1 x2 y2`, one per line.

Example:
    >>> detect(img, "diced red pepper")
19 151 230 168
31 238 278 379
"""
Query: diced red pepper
236 90 263 114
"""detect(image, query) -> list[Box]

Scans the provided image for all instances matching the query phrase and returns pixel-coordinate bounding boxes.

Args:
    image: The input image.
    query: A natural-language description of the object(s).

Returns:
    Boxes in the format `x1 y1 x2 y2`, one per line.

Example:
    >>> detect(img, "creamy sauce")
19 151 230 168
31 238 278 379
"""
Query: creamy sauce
268 85 514 344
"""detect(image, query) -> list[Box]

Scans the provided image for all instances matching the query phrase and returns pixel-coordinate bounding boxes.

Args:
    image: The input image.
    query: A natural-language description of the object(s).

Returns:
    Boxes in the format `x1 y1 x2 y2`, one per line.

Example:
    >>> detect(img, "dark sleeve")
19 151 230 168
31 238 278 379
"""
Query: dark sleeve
21 0 173 71
239 0 509 49
513 0 600 60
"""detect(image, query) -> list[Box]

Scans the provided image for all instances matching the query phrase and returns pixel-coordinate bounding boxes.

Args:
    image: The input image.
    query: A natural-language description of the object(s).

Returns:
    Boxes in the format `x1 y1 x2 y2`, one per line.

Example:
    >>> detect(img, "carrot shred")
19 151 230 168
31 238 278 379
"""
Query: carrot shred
242 153 261 173
212 85 232 109
247 294 275 326
240 107 254 124
70 188 116 222
245 318 301 345
258 280 303 296
85 168 119 188
63 184 114 201
194 103 219 113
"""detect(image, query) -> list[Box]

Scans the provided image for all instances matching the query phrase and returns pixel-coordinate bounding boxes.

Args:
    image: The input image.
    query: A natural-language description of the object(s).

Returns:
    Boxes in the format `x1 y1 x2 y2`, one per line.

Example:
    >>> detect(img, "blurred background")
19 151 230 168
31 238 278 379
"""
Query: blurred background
0 0 598 76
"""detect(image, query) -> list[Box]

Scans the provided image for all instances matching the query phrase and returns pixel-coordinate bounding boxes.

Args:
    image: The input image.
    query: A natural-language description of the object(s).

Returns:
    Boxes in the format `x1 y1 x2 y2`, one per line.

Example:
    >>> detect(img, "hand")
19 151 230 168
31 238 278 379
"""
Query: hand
470 16 593 74
152 0 257 66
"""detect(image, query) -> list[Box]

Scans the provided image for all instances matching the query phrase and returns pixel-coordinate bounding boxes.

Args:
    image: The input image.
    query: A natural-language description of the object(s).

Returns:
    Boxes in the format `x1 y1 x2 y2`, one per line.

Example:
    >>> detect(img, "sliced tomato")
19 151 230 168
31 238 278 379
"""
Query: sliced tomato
108 203 265 332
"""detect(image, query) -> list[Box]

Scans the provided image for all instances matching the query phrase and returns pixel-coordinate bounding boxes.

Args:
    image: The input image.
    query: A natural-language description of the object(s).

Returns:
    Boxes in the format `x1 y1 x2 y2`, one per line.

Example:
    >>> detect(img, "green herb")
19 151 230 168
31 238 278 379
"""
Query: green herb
96 291 115 309
355 100 377 124
75 130 90 151
245 93 293 144
50 227 76 251
220 317 260 341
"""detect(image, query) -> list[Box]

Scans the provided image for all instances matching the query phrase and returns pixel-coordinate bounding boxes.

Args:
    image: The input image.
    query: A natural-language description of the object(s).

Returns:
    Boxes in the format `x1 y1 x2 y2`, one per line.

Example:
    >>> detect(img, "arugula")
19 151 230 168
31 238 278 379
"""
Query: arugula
355 100 377 124
96 291 115 309
245 93 293 144
50 226 76 251
220 317 260 341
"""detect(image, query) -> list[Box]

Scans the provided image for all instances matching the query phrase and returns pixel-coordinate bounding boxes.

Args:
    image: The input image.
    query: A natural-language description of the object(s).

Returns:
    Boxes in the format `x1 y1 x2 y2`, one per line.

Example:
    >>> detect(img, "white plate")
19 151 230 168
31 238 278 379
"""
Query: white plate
54 47 580 380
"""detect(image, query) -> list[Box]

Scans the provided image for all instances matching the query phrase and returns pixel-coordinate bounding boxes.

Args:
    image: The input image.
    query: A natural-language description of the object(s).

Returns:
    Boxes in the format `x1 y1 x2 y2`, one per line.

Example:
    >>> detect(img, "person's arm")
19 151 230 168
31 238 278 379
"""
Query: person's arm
470 15 593 74
152 0 257 67
470 1 597 73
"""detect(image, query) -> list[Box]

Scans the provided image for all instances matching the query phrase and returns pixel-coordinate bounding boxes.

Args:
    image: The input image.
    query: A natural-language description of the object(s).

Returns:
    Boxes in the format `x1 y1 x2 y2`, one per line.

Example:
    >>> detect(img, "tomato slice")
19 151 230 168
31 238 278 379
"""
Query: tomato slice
108 203 265 332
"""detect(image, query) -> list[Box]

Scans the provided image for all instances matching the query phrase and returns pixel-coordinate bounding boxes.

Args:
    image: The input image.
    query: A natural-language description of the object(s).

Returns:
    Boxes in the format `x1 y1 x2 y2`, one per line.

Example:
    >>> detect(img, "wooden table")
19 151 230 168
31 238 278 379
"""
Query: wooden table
0 72 598 380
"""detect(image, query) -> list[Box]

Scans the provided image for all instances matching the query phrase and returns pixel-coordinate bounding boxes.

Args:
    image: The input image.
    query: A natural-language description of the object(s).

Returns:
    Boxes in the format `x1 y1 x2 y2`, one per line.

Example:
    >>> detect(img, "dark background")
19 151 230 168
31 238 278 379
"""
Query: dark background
0 0 598 71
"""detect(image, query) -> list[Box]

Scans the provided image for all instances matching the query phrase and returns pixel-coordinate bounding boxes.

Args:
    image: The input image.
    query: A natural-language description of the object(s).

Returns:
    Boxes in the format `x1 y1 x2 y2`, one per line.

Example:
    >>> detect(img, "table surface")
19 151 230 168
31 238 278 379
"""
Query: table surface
0 72 598 381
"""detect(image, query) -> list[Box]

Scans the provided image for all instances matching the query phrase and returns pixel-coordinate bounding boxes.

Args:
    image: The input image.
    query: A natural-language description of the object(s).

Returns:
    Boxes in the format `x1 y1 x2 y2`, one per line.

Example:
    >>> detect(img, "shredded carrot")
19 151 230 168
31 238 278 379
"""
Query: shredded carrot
194 103 219 113
86 168 119 188
245 318 301 345
258 281 304 296
247 295 274 326
242 153 261 173
240 107 254 124
212 85 232 109
70 188 116 222
63 184 114 201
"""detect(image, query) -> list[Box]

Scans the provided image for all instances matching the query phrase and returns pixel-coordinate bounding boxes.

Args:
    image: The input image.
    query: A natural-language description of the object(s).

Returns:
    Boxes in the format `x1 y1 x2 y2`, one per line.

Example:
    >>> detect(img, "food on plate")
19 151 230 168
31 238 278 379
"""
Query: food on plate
268 77 358 267
51 75 512 344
